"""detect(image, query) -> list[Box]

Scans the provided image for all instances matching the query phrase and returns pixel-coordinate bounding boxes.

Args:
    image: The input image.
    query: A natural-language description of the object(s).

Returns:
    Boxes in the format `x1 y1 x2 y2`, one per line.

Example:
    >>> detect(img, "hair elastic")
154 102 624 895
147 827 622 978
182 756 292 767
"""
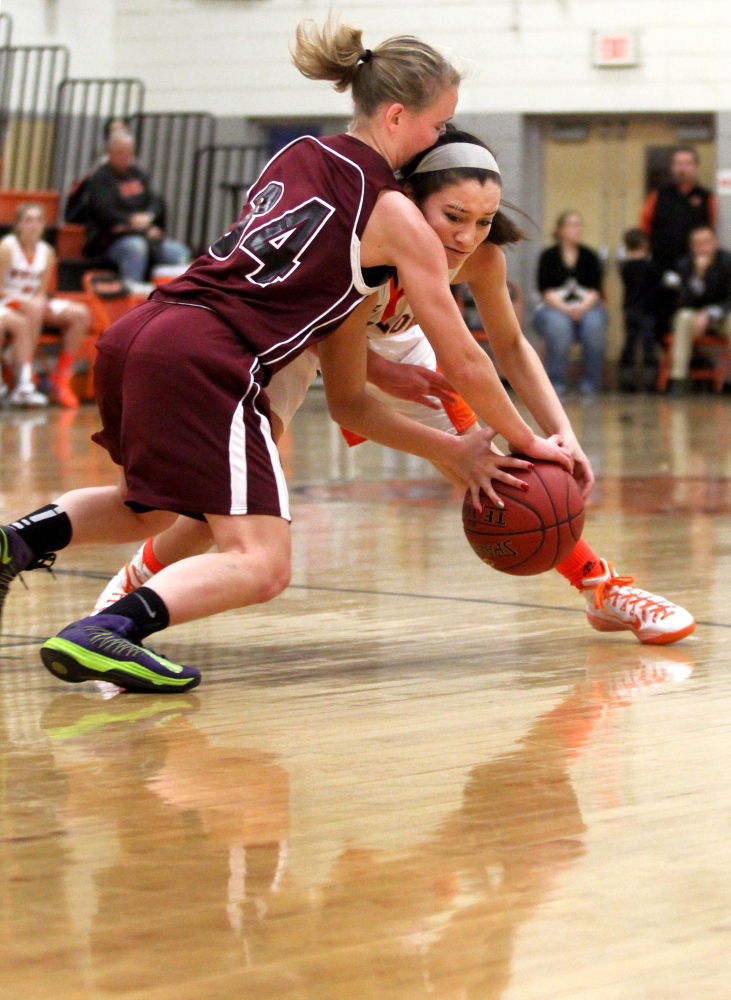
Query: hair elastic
411 142 500 176
358 48 372 65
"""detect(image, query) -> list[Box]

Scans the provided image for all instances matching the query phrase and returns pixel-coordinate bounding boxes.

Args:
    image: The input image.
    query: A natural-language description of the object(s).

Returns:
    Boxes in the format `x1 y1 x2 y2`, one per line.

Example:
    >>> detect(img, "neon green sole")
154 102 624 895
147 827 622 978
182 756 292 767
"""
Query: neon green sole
40 637 200 693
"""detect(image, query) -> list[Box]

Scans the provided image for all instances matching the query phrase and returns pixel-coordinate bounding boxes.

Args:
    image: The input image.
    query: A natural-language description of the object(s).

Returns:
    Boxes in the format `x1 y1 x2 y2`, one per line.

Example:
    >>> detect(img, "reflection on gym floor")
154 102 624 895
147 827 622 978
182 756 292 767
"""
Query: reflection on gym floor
0 392 729 999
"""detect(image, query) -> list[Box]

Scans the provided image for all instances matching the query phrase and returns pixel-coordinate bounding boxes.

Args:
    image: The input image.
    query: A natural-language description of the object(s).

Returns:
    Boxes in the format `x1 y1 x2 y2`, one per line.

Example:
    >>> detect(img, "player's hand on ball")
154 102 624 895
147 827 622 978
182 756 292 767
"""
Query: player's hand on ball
512 432 574 474
450 430 535 512
555 432 595 499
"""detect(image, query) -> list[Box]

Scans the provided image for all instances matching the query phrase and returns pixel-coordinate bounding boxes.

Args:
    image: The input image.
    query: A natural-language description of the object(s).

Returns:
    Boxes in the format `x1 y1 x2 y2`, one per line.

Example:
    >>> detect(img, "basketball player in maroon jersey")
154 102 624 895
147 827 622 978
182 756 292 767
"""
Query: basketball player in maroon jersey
0 20 573 692
96 130 694 645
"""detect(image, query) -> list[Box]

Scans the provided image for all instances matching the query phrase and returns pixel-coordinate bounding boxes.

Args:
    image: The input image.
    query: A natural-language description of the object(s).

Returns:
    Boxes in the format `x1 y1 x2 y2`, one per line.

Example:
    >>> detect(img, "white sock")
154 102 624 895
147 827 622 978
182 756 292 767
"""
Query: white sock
16 363 33 389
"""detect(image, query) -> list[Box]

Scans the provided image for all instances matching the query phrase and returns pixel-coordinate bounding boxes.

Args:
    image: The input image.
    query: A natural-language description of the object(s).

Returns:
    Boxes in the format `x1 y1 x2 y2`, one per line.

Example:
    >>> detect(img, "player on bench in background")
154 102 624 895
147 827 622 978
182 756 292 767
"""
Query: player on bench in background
96 130 693 646
0 202 91 407
0 297 40 406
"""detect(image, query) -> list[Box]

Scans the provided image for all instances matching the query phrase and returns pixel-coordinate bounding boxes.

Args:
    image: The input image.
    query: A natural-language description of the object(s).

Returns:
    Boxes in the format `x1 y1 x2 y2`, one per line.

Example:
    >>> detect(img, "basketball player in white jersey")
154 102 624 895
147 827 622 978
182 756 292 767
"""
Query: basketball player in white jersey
0 203 91 407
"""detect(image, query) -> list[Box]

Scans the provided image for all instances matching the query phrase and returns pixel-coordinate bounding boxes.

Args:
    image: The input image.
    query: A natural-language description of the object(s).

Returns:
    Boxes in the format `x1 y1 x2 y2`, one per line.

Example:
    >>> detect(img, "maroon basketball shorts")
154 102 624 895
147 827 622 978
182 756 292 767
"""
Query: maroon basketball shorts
91 300 291 521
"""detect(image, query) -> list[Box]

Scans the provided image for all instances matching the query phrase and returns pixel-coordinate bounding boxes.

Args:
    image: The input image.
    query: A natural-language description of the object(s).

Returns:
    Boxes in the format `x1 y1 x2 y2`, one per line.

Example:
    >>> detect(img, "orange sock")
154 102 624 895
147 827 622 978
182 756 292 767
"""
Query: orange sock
54 350 74 377
555 538 603 590
142 536 167 574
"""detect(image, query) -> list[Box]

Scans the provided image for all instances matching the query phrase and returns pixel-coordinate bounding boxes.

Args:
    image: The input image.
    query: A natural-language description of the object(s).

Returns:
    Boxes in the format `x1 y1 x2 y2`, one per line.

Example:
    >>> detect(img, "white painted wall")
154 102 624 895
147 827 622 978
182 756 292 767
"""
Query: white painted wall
5 0 731 118
113 0 731 117
2 0 116 78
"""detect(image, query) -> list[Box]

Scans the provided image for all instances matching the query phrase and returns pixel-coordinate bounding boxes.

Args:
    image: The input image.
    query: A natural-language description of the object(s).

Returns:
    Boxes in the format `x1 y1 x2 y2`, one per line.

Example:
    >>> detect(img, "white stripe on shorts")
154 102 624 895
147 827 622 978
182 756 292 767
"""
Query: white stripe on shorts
253 382 291 520
229 398 249 514
228 367 291 519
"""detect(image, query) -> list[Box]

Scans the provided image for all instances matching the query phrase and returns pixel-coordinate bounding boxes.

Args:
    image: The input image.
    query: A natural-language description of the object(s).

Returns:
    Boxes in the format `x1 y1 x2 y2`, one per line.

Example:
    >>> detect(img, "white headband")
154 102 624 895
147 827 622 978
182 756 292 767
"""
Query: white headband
411 142 500 176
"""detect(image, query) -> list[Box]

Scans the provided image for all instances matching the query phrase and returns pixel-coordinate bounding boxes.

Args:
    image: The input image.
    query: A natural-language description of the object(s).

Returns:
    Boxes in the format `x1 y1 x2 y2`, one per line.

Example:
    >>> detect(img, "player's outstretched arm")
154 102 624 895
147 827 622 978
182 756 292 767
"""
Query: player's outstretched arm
362 192 572 472
461 243 594 497
319 300 533 509
366 348 456 410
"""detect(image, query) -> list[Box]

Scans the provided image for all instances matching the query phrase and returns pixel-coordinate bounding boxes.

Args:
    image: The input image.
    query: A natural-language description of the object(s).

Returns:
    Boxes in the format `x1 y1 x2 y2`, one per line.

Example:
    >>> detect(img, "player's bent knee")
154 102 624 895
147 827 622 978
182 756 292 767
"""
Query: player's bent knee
248 552 291 603
219 553 290 605
68 303 89 323
23 300 45 322
262 562 292 602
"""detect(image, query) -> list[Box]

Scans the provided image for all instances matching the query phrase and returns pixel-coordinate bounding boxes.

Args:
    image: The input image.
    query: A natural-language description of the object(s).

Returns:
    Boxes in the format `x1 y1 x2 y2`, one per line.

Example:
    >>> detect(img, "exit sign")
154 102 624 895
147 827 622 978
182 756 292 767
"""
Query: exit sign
593 32 640 67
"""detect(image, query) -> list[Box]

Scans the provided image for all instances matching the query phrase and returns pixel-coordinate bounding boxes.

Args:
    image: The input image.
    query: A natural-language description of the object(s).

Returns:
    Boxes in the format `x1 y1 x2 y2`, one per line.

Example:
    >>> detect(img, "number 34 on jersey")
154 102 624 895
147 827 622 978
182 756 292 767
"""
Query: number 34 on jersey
210 181 335 287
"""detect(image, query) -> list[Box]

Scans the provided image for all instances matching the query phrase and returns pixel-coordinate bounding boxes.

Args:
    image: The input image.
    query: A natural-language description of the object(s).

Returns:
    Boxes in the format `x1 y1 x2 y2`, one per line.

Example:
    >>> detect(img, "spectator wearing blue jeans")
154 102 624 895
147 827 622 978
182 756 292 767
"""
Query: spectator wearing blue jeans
534 211 607 396
83 132 189 283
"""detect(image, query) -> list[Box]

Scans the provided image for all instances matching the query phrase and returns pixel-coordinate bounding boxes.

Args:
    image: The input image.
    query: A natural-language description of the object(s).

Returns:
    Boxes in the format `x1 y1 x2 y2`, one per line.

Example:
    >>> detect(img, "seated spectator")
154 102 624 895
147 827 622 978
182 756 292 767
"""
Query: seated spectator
0 203 92 407
65 118 136 225
619 228 664 392
92 117 135 172
83 131 189 283
533 210 607 396
0 304 43 407
666 226 731 392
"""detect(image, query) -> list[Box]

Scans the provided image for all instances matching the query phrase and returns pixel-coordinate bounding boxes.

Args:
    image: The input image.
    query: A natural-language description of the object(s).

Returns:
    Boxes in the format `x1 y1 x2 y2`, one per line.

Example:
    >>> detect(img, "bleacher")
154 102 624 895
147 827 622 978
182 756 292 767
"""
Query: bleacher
0 11 270 398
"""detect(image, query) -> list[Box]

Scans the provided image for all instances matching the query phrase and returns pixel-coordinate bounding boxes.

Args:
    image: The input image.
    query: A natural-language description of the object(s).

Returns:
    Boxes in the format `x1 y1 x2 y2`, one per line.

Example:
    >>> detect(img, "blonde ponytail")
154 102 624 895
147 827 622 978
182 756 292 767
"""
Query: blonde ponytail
293 19 365 93
292 16 461 121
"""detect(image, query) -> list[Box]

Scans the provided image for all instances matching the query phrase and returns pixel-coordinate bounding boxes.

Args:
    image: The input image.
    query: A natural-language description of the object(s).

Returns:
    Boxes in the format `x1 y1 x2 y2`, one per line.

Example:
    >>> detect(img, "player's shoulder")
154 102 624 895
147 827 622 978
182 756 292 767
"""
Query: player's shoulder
458 239 505 284
371 190 434 239
373 195 446 268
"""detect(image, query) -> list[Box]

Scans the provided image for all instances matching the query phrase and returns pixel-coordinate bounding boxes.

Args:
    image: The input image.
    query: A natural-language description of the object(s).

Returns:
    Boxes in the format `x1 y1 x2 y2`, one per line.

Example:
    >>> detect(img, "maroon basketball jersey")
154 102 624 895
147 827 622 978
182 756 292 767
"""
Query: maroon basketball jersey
154 134 401 377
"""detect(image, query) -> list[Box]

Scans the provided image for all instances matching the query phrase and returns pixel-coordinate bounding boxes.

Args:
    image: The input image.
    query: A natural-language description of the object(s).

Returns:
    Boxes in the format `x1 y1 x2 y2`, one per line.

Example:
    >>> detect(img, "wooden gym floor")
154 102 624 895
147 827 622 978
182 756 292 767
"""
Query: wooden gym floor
1 391 731 1000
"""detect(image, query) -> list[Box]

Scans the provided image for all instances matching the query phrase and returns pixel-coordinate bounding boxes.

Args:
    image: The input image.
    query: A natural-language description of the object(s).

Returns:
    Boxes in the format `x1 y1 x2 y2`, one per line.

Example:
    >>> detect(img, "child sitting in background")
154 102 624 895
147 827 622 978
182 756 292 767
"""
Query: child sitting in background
619 228 664 392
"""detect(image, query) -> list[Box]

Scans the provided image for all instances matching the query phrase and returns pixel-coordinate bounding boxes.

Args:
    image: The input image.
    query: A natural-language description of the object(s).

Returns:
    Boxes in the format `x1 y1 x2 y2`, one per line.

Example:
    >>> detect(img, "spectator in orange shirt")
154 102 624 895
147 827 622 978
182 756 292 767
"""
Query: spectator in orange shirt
640 146 716 270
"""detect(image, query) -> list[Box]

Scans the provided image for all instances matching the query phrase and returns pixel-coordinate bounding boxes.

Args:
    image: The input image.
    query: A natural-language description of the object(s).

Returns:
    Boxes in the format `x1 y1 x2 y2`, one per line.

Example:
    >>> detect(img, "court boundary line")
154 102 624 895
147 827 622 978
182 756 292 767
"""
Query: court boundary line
52 568 728 631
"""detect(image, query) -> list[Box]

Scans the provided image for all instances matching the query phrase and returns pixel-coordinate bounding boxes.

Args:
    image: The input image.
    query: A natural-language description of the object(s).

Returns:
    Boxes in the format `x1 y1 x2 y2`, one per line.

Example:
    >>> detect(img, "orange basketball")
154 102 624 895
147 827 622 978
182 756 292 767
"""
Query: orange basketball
462 457 584 576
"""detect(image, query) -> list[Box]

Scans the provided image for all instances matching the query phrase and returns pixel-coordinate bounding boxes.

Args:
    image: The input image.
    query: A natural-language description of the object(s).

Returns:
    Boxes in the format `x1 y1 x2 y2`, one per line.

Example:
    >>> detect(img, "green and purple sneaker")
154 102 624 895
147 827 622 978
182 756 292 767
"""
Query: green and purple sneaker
40 614 201 693
0 525 33 617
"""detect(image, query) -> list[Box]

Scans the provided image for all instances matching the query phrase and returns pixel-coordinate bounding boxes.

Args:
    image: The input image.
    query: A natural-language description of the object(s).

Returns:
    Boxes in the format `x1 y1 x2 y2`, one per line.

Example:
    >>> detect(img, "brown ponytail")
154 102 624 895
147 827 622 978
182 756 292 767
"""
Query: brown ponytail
488 207 528 247
292 16 461 121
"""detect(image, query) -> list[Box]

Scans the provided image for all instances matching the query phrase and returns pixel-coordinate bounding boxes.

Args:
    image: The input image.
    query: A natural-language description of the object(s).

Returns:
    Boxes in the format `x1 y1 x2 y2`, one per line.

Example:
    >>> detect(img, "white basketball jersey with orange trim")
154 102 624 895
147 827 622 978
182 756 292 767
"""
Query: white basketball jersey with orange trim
1 234 50 303
367 265 463 341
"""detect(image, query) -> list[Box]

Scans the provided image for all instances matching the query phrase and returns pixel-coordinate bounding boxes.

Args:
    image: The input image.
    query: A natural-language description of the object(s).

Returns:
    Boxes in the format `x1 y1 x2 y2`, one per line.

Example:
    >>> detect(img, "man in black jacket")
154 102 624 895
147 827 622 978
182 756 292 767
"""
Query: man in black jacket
641 146 716 270
668 227 731 386
84 132 189 283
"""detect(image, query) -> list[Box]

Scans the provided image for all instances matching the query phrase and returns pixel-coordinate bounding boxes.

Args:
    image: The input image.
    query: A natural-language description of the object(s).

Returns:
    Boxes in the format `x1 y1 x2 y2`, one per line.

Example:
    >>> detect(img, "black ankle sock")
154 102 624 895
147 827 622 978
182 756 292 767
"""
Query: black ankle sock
104 586 170 640
10 504 72 558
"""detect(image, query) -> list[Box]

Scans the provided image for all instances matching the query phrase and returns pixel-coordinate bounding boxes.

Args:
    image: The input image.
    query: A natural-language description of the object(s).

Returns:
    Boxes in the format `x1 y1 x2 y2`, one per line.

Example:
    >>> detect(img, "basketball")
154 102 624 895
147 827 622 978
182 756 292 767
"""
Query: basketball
462 457 585 576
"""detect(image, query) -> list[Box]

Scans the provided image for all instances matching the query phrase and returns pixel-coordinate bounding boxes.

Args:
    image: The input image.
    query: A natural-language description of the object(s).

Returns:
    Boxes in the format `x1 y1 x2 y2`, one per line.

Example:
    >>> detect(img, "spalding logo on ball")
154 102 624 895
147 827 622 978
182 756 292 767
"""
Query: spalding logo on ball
462 457 584 576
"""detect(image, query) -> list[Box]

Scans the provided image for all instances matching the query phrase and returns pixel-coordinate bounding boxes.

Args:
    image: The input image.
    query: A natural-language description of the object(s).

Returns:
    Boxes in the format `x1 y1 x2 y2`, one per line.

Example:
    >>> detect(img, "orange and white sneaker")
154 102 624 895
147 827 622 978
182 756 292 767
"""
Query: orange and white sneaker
92 541 155 614
581 559 695 645
50 372 79 408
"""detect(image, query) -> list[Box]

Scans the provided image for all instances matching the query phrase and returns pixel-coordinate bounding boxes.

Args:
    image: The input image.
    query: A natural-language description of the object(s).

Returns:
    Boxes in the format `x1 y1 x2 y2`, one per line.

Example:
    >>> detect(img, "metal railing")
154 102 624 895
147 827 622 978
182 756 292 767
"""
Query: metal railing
0 45 70 189
51 77 144 217
0 32 274 257
188 143 270 253
133 111 214 245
